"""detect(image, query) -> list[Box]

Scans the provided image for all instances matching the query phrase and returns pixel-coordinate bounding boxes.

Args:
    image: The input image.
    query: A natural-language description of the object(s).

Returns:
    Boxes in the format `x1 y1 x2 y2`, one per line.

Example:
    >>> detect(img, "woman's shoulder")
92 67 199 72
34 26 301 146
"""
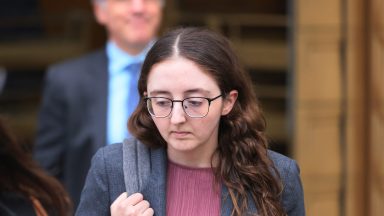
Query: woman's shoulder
93 138 150 169
91 142 123 169
267 150 305 215
267 150 299 175
97 142 123 159
267 150 302 197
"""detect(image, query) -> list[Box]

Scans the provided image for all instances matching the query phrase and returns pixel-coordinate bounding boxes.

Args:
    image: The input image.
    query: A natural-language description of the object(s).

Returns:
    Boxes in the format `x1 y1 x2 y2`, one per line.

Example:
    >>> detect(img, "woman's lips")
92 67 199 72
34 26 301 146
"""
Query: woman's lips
171 131 190 138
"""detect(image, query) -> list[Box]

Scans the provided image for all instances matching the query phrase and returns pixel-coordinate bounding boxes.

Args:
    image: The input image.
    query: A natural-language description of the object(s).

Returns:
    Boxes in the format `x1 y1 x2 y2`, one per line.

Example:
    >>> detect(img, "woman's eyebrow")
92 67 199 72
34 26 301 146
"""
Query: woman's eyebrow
148 90 171 96
148 88 211 97
184 88 210 95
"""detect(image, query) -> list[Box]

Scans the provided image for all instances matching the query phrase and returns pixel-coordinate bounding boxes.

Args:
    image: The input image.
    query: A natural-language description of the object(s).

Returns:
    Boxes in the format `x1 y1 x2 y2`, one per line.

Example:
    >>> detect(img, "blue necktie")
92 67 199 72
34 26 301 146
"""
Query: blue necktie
125 62 141 137
107 62 142 144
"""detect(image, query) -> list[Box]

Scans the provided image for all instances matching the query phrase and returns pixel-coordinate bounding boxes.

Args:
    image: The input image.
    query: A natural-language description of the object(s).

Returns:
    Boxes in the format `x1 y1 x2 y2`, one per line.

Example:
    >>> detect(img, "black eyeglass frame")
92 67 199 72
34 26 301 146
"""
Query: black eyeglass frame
144 94 223 118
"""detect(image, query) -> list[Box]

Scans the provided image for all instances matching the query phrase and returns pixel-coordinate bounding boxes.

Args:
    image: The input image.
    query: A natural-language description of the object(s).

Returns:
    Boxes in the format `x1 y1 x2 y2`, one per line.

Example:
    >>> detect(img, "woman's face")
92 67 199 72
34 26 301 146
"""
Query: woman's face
145 57 237 166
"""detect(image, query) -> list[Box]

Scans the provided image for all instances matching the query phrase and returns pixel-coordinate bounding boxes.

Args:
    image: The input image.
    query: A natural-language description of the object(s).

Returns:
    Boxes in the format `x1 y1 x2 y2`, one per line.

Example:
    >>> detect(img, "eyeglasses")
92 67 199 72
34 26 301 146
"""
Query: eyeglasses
145 95 222 118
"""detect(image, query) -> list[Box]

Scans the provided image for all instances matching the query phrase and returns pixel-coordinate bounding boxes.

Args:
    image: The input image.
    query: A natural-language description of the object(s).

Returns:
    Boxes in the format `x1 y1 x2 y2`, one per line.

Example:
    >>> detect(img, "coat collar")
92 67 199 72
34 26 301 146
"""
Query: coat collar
141 147 167 216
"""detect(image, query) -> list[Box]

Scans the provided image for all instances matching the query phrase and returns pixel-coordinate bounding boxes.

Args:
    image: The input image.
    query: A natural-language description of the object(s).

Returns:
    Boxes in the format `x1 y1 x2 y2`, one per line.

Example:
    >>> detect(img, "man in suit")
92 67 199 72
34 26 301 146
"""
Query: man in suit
34 0 163 208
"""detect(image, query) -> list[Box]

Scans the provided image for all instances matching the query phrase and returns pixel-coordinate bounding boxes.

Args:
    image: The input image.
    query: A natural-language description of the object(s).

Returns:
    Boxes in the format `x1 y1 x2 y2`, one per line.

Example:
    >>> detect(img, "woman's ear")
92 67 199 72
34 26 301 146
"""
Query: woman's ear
221 90 238 116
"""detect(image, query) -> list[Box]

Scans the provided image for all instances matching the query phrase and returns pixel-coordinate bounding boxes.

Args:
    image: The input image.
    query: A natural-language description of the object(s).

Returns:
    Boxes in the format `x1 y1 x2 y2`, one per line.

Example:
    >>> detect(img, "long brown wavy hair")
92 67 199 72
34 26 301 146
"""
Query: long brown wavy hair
0 117 72 215
129 27 286 216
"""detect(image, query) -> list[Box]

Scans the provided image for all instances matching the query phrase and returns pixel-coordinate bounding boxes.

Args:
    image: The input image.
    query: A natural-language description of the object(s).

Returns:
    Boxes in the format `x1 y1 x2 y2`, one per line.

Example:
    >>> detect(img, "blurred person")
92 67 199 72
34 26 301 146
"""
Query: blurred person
76 27 305 216
34 0 164 208
0 117 72 216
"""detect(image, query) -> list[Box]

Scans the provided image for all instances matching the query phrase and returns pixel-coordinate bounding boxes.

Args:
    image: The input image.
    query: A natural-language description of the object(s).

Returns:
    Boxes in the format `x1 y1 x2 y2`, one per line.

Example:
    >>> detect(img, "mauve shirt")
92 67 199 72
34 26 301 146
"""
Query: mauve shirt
166 160 221 216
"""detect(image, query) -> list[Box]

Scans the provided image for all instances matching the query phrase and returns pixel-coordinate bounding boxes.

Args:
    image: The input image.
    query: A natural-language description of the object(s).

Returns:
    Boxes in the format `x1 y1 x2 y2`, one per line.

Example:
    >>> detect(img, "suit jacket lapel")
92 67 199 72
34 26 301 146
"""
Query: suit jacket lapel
141 147 167 216
89 49 109 149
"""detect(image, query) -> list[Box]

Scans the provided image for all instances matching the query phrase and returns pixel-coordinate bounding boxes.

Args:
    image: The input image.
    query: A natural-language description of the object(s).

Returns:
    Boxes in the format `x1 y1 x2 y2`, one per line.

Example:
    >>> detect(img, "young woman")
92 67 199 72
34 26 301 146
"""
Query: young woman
77 27 305 216
0 118 72 216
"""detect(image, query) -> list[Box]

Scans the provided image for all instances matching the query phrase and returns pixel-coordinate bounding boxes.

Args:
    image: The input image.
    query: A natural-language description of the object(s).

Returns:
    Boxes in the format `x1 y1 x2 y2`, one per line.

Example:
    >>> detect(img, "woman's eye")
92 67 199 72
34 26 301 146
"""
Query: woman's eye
155 100 171 107
186 99 204 107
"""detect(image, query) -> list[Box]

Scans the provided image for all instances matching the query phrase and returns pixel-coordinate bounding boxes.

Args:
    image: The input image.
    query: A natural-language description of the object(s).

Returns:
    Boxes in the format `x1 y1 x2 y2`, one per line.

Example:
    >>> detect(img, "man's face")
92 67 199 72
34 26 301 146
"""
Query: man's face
94 0 162 54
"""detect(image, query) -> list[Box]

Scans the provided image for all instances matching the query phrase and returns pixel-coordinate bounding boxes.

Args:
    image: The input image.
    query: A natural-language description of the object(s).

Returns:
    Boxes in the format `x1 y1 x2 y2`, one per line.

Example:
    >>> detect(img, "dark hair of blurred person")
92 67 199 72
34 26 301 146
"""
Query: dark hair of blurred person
0 117 72 216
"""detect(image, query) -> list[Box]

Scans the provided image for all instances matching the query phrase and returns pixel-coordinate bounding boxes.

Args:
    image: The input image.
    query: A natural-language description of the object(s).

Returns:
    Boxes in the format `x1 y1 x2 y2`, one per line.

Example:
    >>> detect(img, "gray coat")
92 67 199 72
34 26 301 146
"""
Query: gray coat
76 139 305 215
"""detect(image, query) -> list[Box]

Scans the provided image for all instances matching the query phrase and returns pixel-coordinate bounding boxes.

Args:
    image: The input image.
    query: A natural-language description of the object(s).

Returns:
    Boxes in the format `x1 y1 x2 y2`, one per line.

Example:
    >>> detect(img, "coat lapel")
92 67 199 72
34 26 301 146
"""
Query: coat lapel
141 147 167 216
221 186 233 216
221 185 258 216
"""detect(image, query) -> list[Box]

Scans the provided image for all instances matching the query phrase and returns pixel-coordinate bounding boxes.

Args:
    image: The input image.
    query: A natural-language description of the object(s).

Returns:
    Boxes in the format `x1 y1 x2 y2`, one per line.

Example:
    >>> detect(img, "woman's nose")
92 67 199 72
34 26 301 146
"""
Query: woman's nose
170 102 187 124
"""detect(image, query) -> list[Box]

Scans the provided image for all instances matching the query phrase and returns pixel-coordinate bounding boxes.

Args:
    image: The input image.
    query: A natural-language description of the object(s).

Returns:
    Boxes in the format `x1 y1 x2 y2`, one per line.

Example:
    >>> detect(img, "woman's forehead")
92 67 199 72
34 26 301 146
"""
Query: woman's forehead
146 57 220 93
147 88 212 97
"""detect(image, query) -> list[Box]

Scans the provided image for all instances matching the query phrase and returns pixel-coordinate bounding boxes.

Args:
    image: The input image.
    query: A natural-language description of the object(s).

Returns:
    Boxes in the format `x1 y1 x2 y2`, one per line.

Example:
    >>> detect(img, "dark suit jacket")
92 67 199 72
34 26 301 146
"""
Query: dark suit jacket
76 140 305 215
34 49 109 208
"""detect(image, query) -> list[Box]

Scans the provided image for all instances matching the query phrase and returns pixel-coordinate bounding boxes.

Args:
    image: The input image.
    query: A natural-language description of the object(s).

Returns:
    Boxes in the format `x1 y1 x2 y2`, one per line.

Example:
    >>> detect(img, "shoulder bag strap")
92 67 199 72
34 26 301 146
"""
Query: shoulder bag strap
122 138 150 195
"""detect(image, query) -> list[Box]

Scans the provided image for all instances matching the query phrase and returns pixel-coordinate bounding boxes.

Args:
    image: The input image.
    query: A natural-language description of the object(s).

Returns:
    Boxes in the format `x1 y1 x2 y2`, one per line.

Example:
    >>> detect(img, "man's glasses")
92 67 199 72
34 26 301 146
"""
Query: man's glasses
144 95 222 118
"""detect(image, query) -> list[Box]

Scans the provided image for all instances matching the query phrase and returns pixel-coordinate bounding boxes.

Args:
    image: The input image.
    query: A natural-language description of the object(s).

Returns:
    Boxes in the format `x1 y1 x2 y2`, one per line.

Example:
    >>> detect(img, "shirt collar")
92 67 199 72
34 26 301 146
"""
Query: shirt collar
106 40 155 75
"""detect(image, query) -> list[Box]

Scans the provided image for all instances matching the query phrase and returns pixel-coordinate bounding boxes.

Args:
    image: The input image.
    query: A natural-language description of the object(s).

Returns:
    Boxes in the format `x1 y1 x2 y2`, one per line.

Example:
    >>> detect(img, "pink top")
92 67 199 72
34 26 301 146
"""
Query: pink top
166 160 221 216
